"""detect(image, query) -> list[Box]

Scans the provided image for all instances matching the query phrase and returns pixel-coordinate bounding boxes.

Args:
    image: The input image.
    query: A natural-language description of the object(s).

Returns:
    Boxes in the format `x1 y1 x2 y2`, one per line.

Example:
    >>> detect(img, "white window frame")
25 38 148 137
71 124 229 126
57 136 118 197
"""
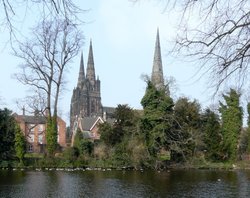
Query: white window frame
38 134 43 144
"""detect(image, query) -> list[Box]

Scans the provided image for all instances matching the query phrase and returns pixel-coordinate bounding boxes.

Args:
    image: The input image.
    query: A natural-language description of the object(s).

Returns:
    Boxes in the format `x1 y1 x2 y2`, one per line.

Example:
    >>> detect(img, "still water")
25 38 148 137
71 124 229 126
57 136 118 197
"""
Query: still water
0 169 250 198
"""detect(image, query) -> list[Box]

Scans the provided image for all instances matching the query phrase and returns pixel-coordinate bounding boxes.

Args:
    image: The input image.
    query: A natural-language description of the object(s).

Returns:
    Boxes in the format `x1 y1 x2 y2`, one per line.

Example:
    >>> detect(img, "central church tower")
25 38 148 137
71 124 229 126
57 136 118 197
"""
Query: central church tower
70 40 102 130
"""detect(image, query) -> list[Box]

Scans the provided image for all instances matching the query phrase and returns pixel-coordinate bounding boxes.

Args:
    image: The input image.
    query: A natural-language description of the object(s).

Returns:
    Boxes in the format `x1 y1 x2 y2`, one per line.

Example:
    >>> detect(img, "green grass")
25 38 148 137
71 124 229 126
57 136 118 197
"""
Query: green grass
24 153 44 158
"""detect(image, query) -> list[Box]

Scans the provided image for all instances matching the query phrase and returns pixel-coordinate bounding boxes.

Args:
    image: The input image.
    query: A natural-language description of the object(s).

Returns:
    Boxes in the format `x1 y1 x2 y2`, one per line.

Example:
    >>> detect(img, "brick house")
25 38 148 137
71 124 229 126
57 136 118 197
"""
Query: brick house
71 116 104 146
14 114 66 153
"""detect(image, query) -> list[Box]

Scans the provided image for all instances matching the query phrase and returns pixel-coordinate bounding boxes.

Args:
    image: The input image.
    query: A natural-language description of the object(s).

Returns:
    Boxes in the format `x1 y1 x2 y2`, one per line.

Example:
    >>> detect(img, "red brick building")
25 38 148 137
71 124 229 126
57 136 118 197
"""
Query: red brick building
71 116 104 146
14 114 66 153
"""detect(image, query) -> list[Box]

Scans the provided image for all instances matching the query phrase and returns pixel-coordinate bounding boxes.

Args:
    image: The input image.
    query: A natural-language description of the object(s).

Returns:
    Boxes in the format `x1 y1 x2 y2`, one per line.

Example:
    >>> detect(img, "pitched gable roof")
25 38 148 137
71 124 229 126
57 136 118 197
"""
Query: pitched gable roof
80 116 104 131
15 115 46 124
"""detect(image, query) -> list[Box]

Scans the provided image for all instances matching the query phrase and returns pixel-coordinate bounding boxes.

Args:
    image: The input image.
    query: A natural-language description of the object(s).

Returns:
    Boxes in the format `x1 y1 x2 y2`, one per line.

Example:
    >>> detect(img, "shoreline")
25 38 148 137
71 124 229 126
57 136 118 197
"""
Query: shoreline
1 160 250 171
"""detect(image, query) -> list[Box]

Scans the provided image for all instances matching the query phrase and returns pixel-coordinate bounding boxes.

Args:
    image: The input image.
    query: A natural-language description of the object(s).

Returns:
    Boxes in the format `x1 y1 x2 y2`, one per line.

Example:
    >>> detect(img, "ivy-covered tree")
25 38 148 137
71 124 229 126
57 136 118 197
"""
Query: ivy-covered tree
0 108 16 161
140 81 174 156
219 89 242 161
46 116 58 156
201 108 221 161
14 125 26 165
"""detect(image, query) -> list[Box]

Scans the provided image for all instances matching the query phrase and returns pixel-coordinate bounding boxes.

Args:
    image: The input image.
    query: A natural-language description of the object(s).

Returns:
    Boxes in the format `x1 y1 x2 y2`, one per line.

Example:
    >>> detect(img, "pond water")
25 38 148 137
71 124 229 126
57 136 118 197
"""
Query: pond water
0 169 250 197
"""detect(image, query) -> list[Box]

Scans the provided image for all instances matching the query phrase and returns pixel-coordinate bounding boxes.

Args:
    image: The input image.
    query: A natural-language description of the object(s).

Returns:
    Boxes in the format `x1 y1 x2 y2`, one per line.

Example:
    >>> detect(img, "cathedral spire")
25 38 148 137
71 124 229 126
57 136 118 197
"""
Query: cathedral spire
77 52 85 87
151 28 164 90
86 40 96 84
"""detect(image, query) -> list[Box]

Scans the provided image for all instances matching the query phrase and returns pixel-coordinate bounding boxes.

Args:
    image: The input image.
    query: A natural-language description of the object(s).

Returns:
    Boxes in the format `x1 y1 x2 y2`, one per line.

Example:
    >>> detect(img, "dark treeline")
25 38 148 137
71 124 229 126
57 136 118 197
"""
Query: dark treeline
69 82 250 169
1 82 250 169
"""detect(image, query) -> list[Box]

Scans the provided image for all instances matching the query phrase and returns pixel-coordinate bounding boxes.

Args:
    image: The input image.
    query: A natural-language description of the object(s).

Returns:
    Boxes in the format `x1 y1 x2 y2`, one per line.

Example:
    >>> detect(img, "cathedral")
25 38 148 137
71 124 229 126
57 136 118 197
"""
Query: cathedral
70 29 165 140
70 40 102 128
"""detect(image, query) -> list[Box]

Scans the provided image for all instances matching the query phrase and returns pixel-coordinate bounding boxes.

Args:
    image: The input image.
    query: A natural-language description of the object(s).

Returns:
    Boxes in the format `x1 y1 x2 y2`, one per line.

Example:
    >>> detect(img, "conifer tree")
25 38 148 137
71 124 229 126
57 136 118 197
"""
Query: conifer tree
172 97 202 161
202 108 221 161
140 81 174 156
0 108 16 160
14 125 26 165
219 89 242 161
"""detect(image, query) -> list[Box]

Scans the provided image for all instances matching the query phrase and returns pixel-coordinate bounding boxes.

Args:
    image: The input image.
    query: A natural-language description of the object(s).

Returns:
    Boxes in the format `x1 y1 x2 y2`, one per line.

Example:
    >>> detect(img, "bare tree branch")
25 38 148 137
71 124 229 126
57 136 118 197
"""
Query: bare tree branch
1 0 83 41
134 0 250 94
14 17 83 118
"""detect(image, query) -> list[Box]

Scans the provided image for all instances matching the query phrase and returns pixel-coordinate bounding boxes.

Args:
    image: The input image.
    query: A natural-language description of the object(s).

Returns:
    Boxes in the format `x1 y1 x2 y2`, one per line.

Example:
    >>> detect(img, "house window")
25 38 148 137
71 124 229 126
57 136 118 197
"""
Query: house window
29 124 35 133
28 144 33 152
38 134 43 144
28 134 34 142
38 124 44 132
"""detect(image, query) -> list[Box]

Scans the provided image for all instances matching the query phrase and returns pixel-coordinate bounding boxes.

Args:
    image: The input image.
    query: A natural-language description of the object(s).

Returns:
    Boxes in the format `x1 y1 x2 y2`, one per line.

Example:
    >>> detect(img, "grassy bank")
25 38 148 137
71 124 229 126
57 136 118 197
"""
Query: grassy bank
1 155 250 171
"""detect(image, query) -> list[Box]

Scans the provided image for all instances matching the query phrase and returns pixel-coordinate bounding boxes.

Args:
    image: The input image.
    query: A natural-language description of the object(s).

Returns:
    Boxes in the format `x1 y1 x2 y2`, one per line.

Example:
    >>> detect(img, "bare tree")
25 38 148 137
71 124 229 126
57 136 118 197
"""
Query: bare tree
135 0 250 92
14 17 83 155
15 18 83 117
171 0 250 92
1 0 82 37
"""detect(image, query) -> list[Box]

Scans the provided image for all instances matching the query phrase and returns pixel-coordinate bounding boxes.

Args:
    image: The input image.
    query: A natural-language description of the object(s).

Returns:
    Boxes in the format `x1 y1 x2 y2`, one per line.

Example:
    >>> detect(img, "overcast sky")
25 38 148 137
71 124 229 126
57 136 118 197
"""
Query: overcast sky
0 0 212 124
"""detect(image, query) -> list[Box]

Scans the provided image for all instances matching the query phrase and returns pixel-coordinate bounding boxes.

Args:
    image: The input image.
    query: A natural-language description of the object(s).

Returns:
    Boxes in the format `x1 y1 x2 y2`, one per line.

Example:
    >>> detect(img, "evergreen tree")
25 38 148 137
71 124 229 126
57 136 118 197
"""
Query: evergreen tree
140 81 174 156
202 108 221 161
99 122 114 146
14 125 26 165
0 108 16 160
219 89 242 161
100 104 138 146
172 97 202 161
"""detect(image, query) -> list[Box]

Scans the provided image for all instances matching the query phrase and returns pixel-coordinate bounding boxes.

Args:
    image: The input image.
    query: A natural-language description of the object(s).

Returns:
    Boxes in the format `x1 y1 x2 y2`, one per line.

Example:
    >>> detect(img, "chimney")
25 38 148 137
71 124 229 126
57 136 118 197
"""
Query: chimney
22 106 25 116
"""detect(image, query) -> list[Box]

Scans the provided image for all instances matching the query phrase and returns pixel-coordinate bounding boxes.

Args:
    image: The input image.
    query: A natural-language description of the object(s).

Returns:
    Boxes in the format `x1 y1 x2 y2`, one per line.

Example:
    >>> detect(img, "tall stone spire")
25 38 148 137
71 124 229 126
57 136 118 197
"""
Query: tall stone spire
86 40 96 85
77 52 85 87
151 28 164 90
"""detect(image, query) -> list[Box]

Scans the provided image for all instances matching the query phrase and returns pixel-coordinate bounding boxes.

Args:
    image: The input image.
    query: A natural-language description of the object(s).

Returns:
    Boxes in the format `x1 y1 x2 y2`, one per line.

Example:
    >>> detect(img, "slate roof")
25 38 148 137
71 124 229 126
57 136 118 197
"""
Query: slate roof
15 114 47 124
80 117 103 131
103 106 115 115
14 114 65 125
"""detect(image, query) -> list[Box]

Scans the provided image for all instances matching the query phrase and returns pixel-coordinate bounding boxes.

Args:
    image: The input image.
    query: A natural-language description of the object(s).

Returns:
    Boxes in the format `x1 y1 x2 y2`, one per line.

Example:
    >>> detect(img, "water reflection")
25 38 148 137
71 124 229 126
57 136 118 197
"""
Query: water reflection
0 169 250 197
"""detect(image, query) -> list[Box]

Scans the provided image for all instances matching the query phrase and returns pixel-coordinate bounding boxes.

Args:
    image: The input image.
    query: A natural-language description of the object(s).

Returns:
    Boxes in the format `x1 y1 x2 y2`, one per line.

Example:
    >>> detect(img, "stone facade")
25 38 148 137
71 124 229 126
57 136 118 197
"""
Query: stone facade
70 40 103 132
14 114 66 153
151 29 167 93
70 30 165 143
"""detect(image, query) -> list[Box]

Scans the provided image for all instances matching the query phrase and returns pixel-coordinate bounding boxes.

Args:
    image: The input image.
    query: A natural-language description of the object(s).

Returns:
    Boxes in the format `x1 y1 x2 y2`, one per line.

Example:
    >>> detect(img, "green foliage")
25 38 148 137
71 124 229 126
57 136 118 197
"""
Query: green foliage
140 81 174 156
219 89 242 161
171 97 202 162
202 108 221 161
110 142 131 167
73 129 94 156
79 139 94 156
114 104 136 129
0 108 16 160
62 147 79 162
73 128 83 148
99 122 114 146
100 104 138 146
14 125 26 165
127 137 151 168
46 115 58 156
